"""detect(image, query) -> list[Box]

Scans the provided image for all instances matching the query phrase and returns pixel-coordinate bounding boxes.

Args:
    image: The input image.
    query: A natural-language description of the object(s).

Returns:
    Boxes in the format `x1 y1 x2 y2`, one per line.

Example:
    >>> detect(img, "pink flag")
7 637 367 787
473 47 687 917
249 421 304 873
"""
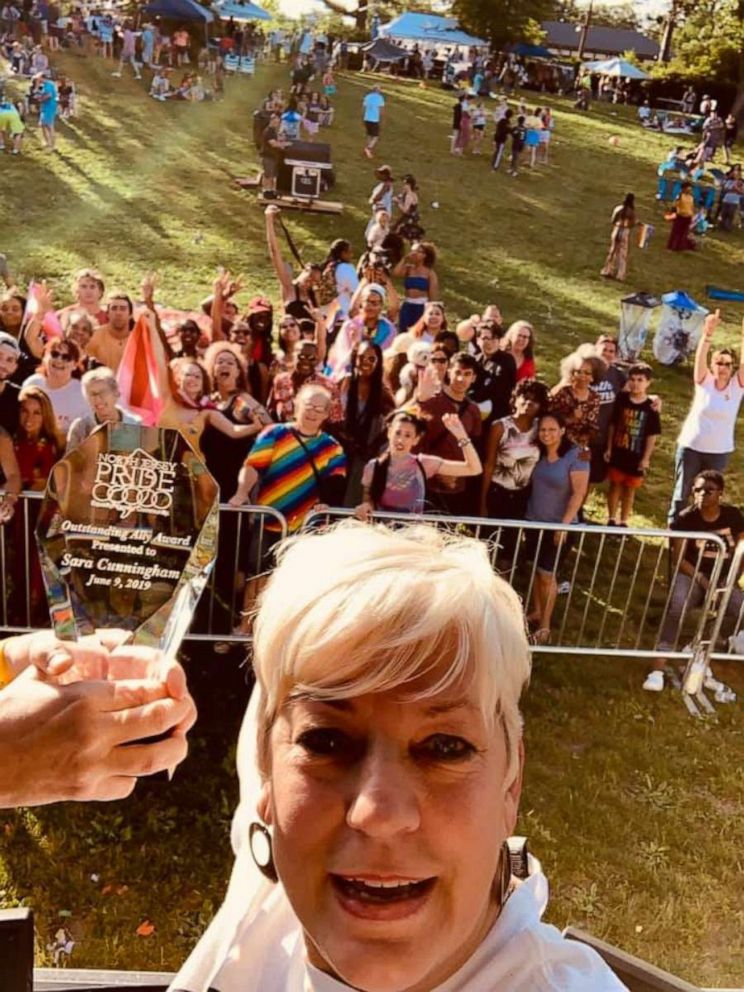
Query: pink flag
117 313 169 426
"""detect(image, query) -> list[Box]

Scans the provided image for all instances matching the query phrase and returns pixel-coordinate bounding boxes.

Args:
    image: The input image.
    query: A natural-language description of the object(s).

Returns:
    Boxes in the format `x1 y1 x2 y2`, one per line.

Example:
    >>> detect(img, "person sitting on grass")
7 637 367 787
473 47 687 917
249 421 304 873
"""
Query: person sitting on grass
150 66 173 101
604 363 661 527
646 470 744 693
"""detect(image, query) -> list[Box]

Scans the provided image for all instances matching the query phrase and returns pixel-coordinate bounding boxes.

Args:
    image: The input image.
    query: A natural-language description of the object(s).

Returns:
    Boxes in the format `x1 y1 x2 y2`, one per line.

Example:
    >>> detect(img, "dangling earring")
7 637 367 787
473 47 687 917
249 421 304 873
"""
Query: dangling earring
249 822 278 883
495 840 513 907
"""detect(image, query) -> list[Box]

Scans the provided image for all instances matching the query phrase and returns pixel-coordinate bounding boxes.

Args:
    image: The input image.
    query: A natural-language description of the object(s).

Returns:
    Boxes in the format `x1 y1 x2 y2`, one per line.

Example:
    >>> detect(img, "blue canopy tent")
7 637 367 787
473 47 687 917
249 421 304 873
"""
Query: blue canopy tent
143 0 213 43
144 0 214 21
378 12 487 49
585 57 649 80
507 42 552 58
212 0 271 21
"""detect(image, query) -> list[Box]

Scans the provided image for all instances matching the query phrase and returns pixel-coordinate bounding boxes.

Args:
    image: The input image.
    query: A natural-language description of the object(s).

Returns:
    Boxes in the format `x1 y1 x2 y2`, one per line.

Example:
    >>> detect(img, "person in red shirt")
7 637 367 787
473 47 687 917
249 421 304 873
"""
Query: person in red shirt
504 320 536 382
415 351 482 515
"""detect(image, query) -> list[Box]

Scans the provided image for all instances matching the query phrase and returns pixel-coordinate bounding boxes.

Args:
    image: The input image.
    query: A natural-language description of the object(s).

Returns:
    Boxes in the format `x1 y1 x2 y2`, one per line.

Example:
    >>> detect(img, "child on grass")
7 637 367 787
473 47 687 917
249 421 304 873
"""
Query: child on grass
604 362 661 525
508 114 526 176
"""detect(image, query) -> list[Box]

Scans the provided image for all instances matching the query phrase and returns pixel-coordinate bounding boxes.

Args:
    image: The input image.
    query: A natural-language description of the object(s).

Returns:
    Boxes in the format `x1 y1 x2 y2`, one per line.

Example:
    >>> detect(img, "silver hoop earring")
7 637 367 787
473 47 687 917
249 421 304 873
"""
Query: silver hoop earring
249 821 278 883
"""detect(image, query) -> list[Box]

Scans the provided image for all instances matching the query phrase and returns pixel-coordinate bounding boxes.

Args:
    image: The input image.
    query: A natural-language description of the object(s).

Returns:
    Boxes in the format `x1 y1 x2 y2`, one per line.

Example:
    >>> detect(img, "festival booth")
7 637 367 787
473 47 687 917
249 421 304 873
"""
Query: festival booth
212 0 270 20
142 0 213 43
656 161 721 213
652 290 708 366
505 41 574 94
378 12 487 80
359 36 409 73
584 57 649 81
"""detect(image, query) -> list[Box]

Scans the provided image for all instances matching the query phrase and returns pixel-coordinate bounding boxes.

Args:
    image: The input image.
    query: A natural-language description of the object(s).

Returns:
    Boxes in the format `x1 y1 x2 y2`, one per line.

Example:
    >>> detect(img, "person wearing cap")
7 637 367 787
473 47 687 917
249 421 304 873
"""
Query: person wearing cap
327 283 396 381
0 331 21 437
362 83 385 159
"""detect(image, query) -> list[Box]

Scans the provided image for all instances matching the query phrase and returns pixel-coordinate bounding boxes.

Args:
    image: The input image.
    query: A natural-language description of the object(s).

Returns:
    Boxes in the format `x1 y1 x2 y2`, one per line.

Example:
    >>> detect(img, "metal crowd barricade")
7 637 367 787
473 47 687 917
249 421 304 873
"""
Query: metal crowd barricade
705 539 744 664
303 509 729 663
0 492 286 644
2 491 735 667
188 503 287 643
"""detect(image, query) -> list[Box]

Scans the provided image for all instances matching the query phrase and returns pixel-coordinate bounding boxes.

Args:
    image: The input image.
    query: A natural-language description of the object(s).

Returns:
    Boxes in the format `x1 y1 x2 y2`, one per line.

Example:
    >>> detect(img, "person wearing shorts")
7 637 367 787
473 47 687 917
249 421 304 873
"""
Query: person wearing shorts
524 413 589 644
260 112 288 193
604 363 661 526
362 84 385 159
37 72 58 150
0 100 25 154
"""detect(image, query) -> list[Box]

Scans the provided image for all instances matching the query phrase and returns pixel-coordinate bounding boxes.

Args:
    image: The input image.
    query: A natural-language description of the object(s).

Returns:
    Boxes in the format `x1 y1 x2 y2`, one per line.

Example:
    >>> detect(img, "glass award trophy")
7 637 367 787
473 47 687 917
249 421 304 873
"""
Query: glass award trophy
36 424 219 653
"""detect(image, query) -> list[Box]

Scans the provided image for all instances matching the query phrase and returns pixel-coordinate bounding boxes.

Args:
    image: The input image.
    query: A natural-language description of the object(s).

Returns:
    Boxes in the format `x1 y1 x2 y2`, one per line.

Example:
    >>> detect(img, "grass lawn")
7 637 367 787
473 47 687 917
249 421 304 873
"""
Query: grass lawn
2 53 744 986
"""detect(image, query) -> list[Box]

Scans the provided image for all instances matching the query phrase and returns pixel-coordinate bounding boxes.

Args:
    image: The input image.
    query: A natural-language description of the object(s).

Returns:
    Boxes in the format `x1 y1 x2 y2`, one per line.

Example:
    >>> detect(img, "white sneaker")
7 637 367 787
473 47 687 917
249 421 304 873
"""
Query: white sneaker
643 670 664 692
111 71 121 77
557 580 571 595
703 667 725 692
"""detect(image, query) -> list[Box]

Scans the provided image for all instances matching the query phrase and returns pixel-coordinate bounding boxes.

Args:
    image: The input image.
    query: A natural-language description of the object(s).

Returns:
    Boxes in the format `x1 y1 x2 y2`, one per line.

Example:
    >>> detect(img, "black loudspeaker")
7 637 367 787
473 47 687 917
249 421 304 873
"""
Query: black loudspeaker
0 908 33 992
283 140 332 164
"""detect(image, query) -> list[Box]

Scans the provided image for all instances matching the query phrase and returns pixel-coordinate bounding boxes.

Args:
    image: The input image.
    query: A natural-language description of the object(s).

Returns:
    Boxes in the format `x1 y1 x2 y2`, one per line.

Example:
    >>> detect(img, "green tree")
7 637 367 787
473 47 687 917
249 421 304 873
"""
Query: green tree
452 0 555 48
653 0 744 112
315 0 430 33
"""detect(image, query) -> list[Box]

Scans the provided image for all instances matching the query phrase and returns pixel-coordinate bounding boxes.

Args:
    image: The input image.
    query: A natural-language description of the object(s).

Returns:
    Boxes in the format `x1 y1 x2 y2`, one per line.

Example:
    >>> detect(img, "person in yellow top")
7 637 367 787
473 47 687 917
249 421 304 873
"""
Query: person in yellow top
0 630 196 808
667 181 697 251
0 99 25 155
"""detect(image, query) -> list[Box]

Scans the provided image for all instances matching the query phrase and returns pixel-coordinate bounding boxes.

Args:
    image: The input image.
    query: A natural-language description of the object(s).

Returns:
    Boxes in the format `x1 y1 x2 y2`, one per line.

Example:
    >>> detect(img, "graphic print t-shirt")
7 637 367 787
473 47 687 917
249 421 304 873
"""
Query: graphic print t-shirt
609 394 661 476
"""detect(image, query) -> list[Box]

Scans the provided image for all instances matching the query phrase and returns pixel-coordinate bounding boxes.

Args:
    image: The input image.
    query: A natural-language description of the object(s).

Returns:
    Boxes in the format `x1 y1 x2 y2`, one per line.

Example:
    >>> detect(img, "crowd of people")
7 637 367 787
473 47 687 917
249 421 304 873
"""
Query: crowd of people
2 193 743 687
3 20 744 694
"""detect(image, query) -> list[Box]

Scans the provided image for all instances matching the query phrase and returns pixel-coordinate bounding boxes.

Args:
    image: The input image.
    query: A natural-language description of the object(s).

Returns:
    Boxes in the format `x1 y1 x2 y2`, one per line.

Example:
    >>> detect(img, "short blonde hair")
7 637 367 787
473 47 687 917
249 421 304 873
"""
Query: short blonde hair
253 522 530 778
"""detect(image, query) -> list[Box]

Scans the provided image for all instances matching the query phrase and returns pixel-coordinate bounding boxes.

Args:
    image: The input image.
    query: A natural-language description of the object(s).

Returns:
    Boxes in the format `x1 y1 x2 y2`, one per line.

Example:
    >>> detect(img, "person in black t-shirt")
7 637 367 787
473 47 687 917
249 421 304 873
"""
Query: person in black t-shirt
492 108 512 171
260 112 289 194
468 319 517 431
508 115 526 176
604 363 661 526
645 470 744 692
0 332 21 438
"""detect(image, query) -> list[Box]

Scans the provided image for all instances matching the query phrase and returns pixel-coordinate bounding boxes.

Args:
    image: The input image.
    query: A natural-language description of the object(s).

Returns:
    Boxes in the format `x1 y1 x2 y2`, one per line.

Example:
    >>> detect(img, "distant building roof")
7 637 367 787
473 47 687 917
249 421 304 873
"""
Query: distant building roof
541 21 660 60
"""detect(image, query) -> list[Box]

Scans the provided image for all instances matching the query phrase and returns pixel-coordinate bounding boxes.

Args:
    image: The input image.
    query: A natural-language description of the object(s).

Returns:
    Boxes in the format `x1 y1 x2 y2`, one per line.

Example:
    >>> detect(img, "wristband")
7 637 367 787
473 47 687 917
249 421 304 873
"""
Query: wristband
457 438 472 448
0 640 16 690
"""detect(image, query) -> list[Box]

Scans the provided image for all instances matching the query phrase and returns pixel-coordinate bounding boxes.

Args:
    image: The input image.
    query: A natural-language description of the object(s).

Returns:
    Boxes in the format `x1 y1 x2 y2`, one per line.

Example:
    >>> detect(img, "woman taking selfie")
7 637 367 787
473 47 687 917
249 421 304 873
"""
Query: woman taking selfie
171 523 624 992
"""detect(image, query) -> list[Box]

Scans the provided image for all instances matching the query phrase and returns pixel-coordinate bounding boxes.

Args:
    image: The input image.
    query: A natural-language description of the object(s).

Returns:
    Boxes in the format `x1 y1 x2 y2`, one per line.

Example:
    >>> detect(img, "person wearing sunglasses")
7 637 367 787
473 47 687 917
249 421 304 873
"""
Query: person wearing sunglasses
648 470 744 692
669 309 744 522
22 339 88 435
